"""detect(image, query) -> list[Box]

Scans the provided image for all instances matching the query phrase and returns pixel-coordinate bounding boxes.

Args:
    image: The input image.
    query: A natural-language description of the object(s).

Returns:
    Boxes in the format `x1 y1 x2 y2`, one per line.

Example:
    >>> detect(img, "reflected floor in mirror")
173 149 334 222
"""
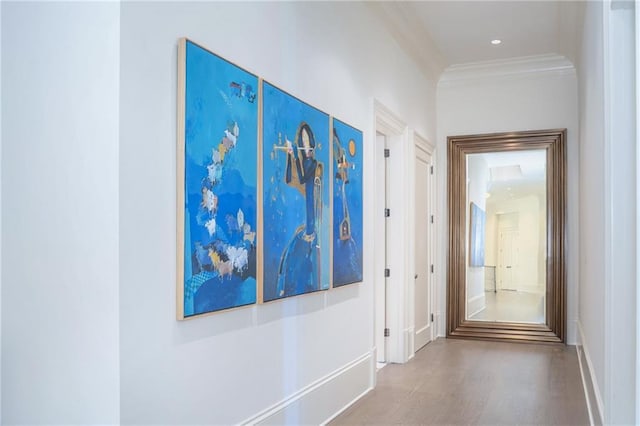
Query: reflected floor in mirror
469 290 544 323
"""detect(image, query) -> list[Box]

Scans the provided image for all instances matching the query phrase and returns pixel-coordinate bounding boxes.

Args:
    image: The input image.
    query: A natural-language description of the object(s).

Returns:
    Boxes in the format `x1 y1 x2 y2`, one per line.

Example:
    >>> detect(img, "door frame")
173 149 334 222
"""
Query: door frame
411 132 436 355
497 214 519 291
373 100 410 365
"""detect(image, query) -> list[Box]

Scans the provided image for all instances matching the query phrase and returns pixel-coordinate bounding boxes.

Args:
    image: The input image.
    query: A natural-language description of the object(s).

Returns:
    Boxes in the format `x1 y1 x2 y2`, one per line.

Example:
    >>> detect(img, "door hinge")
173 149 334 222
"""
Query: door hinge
384 328 390 337
430 165 434 174
384 148 390 158
385 208 390 217
385 268 390 277
430 264 434 273
431 313 434 322
430 215 434 224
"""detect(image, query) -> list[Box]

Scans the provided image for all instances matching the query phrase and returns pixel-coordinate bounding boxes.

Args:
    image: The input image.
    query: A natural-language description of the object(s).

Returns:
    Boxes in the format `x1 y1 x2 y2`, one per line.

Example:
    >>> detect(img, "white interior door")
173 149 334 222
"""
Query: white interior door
375 132 387 364
414 145 432 351
498 212 519 291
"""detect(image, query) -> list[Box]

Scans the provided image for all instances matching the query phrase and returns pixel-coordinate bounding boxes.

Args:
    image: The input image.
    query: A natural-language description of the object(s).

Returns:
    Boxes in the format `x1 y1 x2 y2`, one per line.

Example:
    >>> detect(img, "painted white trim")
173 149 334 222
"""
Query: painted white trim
399 125 411 362
576 344 595 426
577 321 605 425
320 387 373 426
602 1 614 422
603 1 637 422
373 130 388 365
0 1 3 419
374 99 410 364
241 350 373 425
415 324 430 336
466 293 486 318
636 1 640 423
406 326 416 361
414 132 436 347
435 311 445 337
374 99 408 136
439 54 576 87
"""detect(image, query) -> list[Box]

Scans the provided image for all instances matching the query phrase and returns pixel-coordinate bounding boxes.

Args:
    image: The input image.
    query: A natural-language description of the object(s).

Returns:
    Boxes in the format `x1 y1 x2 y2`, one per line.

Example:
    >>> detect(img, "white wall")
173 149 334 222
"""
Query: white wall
1 2 121 424
119 2 435 424
577 4 606 419
605 2 636 423
487 194 545 293
436 58 580 343
466 155 488 316
0 1 3 419
600 1 637 424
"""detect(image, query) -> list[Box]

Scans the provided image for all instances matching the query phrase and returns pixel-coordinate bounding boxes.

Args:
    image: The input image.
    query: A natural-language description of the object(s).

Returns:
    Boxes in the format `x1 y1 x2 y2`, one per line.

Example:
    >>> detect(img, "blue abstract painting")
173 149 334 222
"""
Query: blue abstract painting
178 39 258 318
332 118 363 287
262 82 330 302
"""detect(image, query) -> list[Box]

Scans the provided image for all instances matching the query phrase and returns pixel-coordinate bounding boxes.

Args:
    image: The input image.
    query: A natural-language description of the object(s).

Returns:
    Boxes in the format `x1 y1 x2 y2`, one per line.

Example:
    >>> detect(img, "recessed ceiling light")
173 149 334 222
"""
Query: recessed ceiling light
491 39 502 45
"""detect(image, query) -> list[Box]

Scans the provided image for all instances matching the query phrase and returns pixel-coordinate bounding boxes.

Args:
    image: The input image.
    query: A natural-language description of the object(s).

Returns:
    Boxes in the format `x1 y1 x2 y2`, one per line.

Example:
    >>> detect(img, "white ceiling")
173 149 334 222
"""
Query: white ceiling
413 1 559 65
482 150 546 179
470 150 547 203
370 1 585 80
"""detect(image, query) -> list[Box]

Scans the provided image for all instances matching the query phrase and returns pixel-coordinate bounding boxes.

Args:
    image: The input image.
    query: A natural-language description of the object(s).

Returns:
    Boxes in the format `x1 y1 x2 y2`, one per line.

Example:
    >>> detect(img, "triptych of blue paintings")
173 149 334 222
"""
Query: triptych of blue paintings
177 39 363 318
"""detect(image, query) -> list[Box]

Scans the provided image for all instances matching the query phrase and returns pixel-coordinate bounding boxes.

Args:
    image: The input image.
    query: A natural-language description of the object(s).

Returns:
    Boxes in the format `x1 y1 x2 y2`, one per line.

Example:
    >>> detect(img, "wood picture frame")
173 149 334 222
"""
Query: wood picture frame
447 129 566 343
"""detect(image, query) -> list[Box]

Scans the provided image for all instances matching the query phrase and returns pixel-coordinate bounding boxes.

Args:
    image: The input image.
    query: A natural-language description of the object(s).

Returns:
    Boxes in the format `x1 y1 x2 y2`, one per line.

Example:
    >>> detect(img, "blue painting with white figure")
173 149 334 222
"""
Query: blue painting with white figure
182 40 257 317
332 118 363 287
262 82 330 302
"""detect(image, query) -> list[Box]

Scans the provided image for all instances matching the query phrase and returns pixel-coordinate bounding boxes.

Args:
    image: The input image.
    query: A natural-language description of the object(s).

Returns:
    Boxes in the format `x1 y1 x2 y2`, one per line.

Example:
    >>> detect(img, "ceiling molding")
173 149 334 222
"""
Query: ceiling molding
438 54 576 87
367 2 447 82
557 0 585 68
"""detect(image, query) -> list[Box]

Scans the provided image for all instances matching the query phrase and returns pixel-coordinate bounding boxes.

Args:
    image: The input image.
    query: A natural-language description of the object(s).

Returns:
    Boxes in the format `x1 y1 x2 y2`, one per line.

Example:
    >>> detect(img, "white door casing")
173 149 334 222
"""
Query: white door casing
413 137 434 352
373 100 409 364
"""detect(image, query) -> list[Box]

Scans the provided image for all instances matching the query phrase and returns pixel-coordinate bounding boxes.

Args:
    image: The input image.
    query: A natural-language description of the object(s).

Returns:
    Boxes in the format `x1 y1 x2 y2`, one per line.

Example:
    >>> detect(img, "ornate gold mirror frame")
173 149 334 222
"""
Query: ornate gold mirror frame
447 129 566 343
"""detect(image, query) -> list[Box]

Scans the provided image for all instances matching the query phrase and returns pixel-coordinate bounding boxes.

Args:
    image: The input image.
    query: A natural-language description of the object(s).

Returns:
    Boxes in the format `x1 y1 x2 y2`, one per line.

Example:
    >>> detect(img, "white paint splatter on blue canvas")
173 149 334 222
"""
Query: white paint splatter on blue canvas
182 41 257 316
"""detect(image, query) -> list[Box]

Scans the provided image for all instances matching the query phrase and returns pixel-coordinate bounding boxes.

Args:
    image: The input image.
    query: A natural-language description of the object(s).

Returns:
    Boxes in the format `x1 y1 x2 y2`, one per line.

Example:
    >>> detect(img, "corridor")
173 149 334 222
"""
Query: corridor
331 339 590 425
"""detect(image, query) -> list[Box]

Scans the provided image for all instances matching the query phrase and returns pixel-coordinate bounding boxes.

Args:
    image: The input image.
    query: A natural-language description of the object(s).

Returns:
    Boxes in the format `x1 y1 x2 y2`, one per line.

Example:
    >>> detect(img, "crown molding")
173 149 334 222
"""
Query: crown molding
438 54 576 87
367 2 447 82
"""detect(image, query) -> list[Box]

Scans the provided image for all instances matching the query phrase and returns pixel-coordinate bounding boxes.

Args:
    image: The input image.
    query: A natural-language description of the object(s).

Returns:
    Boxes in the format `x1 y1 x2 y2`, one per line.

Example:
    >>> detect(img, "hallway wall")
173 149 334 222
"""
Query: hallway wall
1 2 121 424
436 58 580 343
466 155 489 316
577 1 606 422
578 1 637 423
118 2 435 424
1 2 436 424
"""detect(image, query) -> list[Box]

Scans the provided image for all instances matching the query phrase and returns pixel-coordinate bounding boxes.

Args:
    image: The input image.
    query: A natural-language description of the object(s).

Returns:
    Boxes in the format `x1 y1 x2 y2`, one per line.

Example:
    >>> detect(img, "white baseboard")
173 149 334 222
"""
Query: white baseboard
467 293 486 318
516 285 545 295
406 326 415 361
577 321 604 425
241 350 374 425
436 311 445 337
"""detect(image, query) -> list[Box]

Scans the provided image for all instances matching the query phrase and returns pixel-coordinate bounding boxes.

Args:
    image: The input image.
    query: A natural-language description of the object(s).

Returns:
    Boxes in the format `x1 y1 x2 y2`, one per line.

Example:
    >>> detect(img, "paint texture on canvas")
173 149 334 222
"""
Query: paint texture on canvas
262 82 330 302
182 40 258 316
332 119 363 287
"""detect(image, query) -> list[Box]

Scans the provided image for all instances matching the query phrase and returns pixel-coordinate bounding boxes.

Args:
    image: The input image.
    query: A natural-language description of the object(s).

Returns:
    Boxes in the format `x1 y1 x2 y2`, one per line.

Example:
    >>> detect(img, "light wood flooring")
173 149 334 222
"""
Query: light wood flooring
331 338 589 425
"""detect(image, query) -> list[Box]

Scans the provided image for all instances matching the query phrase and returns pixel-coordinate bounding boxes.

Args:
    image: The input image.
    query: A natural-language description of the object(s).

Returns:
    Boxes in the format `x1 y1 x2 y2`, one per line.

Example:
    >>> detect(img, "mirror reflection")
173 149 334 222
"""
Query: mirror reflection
465 150 547 324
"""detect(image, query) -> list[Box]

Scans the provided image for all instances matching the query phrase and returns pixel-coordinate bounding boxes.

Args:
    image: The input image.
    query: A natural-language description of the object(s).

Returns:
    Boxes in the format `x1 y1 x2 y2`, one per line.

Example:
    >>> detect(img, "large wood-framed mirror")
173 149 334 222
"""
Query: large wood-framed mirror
447 129 566 343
